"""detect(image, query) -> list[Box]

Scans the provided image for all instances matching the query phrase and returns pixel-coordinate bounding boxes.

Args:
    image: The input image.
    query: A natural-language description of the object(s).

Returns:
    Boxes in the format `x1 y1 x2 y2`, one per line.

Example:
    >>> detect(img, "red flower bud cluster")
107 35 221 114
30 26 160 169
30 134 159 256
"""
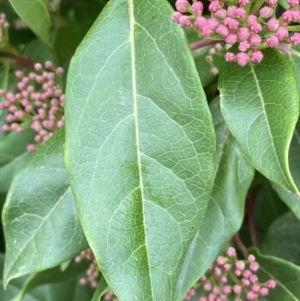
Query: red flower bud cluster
172 0 300 66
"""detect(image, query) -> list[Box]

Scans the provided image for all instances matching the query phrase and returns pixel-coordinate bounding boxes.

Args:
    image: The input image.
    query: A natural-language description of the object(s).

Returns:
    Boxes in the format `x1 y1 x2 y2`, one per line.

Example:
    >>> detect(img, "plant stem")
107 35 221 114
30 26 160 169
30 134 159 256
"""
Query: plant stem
233 233 248 258
190 39 220 50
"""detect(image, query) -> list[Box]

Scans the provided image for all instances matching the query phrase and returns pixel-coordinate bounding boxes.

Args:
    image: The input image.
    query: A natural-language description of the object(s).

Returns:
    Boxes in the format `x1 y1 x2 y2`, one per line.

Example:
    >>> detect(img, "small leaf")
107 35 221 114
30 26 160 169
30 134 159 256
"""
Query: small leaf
260 212 300 265
3 130 87 286
8 0 51 46
0 129 35 193
65 0 216 300
219 48 299 193
250 248 300 301
271 119 300 219
174 97 255 300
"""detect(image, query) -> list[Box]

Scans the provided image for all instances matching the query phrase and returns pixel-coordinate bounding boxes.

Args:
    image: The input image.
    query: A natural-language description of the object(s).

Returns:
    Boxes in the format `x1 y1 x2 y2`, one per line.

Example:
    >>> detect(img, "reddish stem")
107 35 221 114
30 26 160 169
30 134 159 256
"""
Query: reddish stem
233 233 248 258
190 39 220 51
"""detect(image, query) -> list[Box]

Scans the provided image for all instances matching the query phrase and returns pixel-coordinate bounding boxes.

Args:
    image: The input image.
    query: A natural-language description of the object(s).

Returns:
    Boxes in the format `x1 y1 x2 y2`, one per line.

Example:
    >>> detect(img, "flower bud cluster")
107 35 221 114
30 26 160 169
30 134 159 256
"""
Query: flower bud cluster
184 247 276 300
206 43 223 74
75 248 100 288
172 0 300 66
0 61 65 152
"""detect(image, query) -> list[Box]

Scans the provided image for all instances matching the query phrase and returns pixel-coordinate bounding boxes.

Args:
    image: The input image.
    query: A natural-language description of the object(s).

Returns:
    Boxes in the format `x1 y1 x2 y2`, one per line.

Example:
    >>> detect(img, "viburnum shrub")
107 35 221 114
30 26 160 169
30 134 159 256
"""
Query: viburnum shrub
0 0 300 301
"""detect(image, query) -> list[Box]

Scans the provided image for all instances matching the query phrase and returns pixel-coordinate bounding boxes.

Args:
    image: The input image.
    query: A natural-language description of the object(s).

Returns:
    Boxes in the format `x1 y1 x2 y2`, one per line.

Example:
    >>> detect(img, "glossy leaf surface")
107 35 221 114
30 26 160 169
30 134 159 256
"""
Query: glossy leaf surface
250 248 300 301
65 0 215 300
0 129 35 193
272 119 300 219
8 0 51 46
175 98 254 300
3 130 87 286
219 48 299 192
260 212 300 265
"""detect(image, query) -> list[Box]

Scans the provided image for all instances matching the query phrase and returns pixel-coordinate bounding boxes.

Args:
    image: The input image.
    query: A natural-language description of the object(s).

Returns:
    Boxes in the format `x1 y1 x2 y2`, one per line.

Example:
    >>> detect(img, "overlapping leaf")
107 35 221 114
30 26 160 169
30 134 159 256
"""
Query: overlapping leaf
219 48 299 193
3 130 87 286
65 0 215 300
174 98 254 300
8 0 51 46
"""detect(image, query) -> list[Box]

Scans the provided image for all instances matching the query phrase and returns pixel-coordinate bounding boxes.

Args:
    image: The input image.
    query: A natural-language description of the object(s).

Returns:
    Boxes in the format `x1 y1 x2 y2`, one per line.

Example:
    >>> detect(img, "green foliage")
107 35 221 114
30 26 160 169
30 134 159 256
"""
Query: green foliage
0 0 300 300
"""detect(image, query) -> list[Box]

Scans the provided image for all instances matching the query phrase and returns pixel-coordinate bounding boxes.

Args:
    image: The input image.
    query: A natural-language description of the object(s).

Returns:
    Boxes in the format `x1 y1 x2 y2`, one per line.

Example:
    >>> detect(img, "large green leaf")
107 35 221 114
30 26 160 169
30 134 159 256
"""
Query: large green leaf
3 130 87 286
65 0 215 300
219 48 299 193
260 212 300 265
0 129 35 193
174 97 255 300
8 0 51 46
289 45 300 97
250 248 300 301
272 119 300 219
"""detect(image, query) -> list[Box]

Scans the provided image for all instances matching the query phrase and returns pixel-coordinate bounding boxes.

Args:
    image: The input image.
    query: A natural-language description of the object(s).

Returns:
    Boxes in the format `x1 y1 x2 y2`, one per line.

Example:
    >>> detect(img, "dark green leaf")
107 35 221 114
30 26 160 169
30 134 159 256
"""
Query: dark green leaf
260 212 300 265
272 119 300 219
3 130 87 286
8 0 51 46
65 0 216 300
250 248 300 301
0 129 35 193
174 97 254 300
219 48 299 193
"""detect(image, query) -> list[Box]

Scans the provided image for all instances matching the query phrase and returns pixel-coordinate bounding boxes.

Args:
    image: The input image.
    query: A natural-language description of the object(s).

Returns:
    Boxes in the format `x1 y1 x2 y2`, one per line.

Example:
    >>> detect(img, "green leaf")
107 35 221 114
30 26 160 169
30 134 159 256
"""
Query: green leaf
250 248 300 301
8 0 51 46
271 119 300 219
254 179 289 242
92 276 109 301
260 212 300 265
289 45 300 97
65 0 216 300
219 48 299 193
3 130 88 286
0 129 35 193
174 97 255 300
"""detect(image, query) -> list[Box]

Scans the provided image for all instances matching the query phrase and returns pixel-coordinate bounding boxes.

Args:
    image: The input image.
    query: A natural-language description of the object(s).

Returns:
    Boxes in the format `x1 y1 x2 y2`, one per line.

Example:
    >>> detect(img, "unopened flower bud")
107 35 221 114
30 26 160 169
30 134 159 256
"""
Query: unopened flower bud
178 15 191 27
216 24 229 37
260 6 273 18
276 26 289 39
175 0 190 12
192 1 203 14
268 18 279 30
291 33 300 44
236 52 249 66
267 35 279 47
209 0 221 12
251 51 263 63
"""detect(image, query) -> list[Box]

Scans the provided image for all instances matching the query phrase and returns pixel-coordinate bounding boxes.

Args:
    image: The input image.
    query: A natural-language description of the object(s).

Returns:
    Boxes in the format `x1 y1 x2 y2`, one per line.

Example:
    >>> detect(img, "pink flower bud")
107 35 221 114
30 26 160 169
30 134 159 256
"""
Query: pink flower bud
235 8 246 18
237 52 249 66
266 279 276 288
34 63 42 71
201 26 213 37
208 17 219 30
251 22 263 33
178 15 191 27
242 278 250 286
252 283 261 292
175 0 190 12
223 286 231 294
194 16 208 29
235 260 246 270
1 124 10 132
225 52 236 62
291 33 300 44
260 6 273 18
14 111 24 119
27 144 36 152
268 18 279 30
249 274 258 283
192 1 203 14
44 61 53 69
216 24 229 37
203 282 212 291
248 255 255 262
15 70 23 78
237 27 251 40
226 247 236 257
227 6 237 18
260 287 269 296
292 10 300 21
251 51 263 63
239 0 250 6
247 15 257 26
209 0 221 12
282 10 294 24
288 0 299 6
250 34 262 46
276 26 289 39
250 261 259 271
247 291 256 300
243 269 252 278
266 0 278 5
228 18 240 30
239 40 250 51
233 285 242 294
215 8 227 19
171 12 182 22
